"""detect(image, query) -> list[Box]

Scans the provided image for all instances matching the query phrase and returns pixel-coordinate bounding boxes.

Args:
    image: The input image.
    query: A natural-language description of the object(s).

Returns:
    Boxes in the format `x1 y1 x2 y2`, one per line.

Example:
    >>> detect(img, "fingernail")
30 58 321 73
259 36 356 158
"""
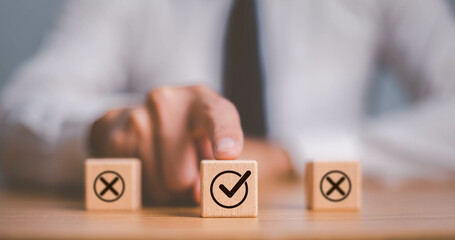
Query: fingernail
216 137 236 154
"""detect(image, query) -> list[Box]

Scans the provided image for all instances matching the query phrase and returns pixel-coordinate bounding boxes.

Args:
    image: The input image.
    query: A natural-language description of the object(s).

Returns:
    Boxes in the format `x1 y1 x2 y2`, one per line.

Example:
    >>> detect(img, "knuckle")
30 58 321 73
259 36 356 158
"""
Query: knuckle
102 109 121 123
128 108 144 128
147 86 174 105
188 84 209 93
147 87 175 120
188 84 218 97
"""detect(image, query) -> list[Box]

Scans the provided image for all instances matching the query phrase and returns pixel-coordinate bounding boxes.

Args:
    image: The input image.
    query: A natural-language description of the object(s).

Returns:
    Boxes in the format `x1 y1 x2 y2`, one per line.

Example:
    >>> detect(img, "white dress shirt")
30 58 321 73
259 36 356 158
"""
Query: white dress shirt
1 0 455 188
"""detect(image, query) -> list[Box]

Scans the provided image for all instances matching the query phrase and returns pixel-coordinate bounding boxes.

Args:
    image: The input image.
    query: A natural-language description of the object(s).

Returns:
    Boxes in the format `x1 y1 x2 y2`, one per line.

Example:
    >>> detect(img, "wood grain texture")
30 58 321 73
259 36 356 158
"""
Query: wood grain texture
305 161 361 210
1 178 455 239
200 160 258 217
85 158 141 210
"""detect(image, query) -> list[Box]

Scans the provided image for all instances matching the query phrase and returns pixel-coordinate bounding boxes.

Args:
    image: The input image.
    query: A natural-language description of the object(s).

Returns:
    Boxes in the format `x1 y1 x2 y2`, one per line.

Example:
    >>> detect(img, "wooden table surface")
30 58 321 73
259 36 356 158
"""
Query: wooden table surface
1 179 455 239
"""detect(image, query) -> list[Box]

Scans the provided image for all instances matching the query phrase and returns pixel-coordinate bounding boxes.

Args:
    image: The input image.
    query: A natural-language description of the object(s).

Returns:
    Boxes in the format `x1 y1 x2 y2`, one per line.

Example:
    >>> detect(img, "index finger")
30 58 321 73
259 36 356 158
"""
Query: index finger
189 85 244 160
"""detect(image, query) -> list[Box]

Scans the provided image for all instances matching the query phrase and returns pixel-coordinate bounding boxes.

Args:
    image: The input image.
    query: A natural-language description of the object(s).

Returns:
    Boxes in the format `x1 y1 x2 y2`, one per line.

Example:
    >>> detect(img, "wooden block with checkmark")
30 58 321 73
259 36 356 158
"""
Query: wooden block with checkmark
305 161 361 210
85 158 141 210
200 160 258 217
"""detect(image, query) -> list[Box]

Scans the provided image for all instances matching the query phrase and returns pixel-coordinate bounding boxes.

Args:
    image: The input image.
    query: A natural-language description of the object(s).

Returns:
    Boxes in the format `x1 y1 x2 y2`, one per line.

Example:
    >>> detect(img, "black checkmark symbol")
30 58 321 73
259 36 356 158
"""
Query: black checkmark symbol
219 170 251 198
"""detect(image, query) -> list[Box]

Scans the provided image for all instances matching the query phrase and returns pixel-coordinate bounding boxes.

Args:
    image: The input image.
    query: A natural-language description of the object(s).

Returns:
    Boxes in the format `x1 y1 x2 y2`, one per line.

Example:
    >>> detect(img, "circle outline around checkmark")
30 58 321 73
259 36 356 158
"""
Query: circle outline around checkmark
210 170 249 209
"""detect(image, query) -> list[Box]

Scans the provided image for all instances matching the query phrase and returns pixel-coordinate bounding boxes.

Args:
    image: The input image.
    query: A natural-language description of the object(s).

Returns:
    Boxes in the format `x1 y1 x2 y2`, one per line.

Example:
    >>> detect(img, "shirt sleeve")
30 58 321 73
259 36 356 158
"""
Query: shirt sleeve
0 0 142 188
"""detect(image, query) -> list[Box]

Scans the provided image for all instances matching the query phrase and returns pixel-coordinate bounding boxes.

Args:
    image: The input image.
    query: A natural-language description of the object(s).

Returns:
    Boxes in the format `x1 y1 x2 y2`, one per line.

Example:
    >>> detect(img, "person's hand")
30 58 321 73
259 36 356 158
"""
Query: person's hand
89 85 244 205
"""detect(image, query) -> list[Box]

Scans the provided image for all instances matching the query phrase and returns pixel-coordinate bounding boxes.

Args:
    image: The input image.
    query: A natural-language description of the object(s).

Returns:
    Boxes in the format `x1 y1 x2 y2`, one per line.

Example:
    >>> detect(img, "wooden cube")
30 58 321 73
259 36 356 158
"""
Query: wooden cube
85 158 141 210
305 161 361 210
200 160 258 217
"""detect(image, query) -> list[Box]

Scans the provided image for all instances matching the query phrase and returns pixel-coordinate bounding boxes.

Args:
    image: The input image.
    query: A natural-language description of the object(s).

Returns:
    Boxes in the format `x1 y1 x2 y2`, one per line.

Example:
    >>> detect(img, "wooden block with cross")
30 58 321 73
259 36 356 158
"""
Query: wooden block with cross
200 160 258 217
85 158 141 210
305 161 361 210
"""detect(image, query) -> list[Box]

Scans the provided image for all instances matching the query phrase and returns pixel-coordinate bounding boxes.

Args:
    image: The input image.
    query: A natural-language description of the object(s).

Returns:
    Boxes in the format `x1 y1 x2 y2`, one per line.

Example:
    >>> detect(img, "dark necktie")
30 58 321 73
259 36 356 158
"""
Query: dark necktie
223 0 266 137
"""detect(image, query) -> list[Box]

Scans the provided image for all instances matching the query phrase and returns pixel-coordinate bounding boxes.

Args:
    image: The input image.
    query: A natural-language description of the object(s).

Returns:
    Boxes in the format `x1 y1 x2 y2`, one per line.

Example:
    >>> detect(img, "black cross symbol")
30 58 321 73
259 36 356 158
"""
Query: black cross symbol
325 176 346 196
320 170 351 202
99 177 119 196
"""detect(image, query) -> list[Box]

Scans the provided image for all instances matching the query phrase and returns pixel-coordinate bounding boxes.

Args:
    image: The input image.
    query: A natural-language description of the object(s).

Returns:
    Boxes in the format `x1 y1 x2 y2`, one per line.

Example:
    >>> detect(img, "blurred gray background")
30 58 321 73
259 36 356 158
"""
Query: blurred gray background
0 0 63 89
1 0 455 112
1 0 455 111
0 0 455 182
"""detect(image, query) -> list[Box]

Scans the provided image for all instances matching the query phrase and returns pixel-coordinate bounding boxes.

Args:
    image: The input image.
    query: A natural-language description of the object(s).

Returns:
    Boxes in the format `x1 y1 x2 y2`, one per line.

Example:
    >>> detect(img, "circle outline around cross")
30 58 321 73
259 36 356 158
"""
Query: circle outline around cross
94 170 125 202
320 170 352 202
